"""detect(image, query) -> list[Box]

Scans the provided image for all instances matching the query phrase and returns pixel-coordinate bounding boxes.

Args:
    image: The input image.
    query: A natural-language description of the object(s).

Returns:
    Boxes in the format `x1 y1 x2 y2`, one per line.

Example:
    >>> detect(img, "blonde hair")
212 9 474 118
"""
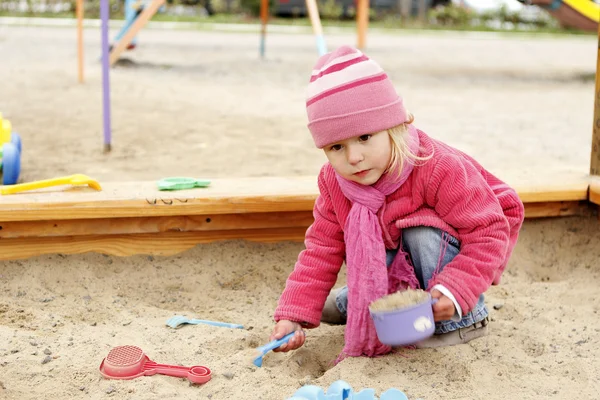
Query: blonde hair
385 112 433 176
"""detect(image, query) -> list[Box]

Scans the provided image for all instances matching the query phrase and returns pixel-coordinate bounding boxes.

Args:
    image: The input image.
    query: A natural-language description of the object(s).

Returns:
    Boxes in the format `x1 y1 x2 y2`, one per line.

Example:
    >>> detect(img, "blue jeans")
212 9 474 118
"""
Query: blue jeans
335 226 489 334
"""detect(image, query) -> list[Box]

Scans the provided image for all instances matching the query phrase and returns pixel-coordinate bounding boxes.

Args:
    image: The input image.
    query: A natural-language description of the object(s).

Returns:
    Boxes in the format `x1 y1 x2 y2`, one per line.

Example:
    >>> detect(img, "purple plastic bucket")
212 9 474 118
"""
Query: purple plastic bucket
370 295 436 347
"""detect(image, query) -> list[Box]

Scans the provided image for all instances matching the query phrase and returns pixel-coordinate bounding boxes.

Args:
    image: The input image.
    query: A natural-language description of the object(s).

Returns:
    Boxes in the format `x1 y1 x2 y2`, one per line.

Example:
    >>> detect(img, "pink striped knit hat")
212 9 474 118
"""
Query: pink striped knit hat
306 46 408 148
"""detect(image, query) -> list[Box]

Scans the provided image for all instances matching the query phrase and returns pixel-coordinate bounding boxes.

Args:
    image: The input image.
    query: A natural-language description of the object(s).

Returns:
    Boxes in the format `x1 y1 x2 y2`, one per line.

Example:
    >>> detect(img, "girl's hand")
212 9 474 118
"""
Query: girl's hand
270 320 305 352
430 289 456 321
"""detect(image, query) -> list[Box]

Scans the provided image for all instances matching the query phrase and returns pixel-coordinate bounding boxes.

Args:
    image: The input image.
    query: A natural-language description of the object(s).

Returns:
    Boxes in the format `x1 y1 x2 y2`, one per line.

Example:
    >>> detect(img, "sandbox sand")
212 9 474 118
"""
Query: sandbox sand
0 24 599 399
370 289 430 312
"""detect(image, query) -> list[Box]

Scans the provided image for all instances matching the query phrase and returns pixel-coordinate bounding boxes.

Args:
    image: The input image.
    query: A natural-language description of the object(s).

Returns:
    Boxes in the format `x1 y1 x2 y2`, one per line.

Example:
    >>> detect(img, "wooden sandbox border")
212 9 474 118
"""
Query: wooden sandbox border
0 172 597 261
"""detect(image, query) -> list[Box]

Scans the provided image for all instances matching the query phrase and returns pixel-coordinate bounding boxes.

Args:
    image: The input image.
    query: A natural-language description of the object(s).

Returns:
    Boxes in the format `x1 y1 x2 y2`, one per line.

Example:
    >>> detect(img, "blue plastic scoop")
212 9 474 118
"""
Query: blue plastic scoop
166 315 243 329
252 332 295 367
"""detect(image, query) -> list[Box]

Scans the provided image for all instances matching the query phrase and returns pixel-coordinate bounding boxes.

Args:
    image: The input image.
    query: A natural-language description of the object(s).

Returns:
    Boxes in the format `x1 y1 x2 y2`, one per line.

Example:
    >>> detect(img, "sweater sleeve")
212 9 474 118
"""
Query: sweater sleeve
273 168 346 328
485 173 525 284
425 154 510 314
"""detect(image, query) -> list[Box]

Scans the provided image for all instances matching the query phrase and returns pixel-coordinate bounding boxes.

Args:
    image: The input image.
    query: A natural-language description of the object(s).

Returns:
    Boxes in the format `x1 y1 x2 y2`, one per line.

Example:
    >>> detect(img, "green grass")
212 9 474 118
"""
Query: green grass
0 10 594 37
0 11 75 18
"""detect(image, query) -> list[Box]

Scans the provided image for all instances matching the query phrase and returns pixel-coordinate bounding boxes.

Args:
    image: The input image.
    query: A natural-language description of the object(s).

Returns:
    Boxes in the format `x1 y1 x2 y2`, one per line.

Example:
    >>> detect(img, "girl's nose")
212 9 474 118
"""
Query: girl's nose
346 145 364 165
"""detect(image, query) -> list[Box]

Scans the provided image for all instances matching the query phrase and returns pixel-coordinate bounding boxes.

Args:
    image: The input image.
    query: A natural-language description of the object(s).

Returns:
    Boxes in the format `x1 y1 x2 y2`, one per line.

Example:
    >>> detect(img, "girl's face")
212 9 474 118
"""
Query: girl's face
323 131 392 185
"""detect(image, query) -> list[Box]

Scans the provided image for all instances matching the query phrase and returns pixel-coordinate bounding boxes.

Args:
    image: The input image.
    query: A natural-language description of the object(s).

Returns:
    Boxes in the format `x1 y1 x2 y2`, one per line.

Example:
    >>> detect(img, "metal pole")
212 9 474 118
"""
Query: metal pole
100 0 112 152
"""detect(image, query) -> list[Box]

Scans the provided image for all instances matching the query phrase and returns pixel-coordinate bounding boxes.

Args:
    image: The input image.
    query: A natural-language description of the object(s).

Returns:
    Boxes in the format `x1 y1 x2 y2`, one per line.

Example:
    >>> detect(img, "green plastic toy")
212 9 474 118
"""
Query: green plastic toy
157 177 211 191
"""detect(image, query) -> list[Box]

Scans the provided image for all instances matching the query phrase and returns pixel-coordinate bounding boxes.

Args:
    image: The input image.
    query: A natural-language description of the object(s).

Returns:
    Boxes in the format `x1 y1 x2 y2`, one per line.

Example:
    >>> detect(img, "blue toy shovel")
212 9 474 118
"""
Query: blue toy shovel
252 332 296 368
166 315 243 330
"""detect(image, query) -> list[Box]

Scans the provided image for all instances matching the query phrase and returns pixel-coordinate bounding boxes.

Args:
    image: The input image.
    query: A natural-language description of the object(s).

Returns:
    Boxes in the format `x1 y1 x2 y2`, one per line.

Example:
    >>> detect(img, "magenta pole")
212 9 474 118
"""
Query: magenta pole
100 0 112 152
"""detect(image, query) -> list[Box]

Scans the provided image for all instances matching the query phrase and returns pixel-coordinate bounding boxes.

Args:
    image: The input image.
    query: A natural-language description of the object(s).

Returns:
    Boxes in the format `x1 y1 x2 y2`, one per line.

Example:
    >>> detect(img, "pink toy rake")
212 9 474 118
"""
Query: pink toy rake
99 345 211 385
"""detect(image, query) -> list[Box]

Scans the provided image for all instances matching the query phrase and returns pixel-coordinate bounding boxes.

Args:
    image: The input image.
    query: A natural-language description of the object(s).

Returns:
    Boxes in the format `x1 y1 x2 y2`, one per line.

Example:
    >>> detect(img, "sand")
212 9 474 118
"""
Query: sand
0 23 599 399
370 289 430 312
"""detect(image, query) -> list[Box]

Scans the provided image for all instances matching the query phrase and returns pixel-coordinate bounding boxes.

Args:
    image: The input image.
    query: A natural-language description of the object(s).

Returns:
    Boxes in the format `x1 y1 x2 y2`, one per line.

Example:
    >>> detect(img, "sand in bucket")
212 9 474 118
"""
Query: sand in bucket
368 289 435 346
369 289 429 313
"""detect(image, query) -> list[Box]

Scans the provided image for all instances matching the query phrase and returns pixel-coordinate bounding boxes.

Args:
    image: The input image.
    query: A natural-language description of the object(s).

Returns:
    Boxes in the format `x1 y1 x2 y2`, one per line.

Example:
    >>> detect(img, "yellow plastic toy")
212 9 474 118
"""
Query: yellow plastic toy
0 174 102 195
0 114 9 144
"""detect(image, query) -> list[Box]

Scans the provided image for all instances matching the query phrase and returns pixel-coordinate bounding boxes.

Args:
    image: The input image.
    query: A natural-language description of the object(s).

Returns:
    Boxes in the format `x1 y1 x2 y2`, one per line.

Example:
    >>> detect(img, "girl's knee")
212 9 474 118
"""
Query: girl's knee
402 226 443 250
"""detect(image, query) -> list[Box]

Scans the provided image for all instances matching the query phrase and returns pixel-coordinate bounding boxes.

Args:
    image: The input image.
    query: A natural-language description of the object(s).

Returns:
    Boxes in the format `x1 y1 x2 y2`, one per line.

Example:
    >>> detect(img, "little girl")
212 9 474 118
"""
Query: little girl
270 45 525 358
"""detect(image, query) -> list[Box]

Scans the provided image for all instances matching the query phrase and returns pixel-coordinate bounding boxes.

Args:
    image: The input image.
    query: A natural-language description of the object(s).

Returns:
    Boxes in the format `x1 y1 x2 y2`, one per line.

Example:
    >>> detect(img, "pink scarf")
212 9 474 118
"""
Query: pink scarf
335 125 421 358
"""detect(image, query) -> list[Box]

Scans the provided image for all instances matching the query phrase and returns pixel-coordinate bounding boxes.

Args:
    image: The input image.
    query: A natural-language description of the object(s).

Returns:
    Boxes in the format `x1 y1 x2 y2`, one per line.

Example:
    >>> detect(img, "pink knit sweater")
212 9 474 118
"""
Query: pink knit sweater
274 129 525 328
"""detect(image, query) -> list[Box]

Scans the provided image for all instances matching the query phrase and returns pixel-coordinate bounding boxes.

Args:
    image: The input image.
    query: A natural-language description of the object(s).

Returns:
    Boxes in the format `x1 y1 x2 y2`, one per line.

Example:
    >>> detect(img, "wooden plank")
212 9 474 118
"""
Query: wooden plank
592 21 600 175
514 181 589 203
0 228 307 261
0 202 588 262
0 200 585 240
523 201 589 219
109 0 166 66
0 171 595 262
494 169 591 203
0 211 314 239
0 171 591 223
590 179 600 205
0 177 318 221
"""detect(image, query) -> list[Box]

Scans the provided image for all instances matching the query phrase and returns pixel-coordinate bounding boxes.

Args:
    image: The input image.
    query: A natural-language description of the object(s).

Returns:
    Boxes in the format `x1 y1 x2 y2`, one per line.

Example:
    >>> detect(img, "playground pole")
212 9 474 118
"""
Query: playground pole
591 21 600 175
76 0 84 83
109 0 166 66
357 0 369 49
305 0 327 56
259 0 268 58
101 0 112 152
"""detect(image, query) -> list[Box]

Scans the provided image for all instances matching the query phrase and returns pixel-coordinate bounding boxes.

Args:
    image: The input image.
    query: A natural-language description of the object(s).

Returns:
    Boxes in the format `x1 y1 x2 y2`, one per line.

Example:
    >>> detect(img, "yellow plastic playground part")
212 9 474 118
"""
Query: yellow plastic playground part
0 174 102 195
0 117 10 144
565 0 599 23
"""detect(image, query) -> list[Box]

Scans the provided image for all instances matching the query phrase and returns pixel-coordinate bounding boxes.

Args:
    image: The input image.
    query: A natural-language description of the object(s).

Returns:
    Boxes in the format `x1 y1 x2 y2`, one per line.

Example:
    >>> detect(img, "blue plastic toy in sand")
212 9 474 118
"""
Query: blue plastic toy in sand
0 115 22 186
287 380 408 400
11 132 22 153
252 332 295 368
1 142 21 186
166 315 243 330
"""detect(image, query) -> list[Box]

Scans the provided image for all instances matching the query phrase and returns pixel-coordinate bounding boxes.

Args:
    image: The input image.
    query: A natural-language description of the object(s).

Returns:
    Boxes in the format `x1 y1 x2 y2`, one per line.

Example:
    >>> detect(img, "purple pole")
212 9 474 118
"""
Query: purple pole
100 0 112 152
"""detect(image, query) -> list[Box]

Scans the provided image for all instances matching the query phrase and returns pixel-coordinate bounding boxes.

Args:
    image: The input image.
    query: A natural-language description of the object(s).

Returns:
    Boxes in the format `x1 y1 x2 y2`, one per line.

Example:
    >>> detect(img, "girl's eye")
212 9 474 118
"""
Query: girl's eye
359 135 371 142
329 144 342 151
